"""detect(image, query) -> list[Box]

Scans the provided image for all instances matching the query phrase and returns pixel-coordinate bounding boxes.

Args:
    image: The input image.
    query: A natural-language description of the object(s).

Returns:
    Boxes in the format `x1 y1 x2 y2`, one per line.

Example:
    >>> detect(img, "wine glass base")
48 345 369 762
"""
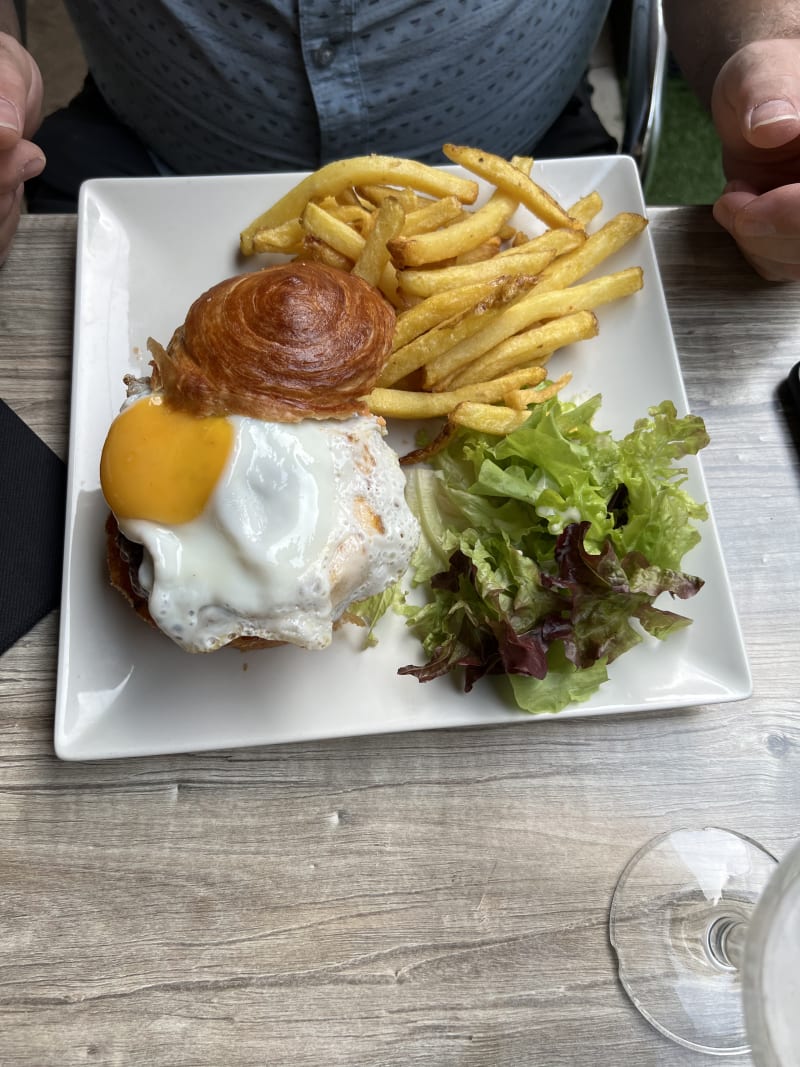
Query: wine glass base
610 826 778 1056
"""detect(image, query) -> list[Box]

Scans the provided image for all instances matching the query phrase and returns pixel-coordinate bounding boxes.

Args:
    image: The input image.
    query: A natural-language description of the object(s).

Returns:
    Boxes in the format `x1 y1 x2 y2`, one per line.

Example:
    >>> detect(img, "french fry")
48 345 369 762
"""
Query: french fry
334 187 361 207
356 184 427 212
424 267 644 389
398 229 582 298
391 275 538 351
303 199 364 260
442 143 582 231
401 195 464 236
240 144 649 447
568 191 604 228
534 212 648 290
352 196 406 288
493 226 584 260
388 186 520 267
443 310 598 389
318 196 373 225
378 273 540 386
453 236 503 264
378 303 505 388
250 217 306 255
365 366 547 419
298 237 354 272
302 200 400 303
449 401 531 435
503 373 573 409
240 156 479 253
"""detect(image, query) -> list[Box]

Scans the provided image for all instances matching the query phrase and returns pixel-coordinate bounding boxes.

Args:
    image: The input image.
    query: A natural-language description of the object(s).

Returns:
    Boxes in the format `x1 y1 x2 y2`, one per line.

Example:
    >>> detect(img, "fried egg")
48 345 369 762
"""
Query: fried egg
100 387 419 653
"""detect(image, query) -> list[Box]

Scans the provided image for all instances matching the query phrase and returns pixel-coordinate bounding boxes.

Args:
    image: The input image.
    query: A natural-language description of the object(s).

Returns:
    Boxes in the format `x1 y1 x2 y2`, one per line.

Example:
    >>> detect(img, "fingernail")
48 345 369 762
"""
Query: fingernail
712 200 730 229
736 215 775 238
19 155 45 182
748 99 800 131
0 96 21 133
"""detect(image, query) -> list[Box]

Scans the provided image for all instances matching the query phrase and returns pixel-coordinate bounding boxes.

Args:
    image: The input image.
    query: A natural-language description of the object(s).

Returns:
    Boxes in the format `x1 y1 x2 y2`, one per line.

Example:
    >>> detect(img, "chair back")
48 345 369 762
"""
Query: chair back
620 0 668 187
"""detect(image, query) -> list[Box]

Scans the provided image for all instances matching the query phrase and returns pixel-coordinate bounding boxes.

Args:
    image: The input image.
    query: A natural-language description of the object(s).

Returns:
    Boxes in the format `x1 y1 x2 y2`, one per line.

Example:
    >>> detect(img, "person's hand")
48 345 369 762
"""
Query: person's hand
711 39 800 281
0 31 44 267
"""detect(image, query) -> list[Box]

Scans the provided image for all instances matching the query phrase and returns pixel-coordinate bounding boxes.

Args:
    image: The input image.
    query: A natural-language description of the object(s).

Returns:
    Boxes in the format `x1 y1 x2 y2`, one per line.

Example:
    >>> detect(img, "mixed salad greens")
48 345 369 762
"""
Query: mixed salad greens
356 392 710 715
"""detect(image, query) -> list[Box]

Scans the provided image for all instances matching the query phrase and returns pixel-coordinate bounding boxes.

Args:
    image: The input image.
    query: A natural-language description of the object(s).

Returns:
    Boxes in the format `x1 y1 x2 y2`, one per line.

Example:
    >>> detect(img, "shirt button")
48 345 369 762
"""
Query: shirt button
313 42 336 68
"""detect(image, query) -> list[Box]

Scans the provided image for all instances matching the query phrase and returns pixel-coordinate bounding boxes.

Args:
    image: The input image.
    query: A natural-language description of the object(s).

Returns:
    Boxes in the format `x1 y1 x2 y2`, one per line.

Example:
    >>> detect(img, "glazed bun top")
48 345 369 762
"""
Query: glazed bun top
148 261 395 422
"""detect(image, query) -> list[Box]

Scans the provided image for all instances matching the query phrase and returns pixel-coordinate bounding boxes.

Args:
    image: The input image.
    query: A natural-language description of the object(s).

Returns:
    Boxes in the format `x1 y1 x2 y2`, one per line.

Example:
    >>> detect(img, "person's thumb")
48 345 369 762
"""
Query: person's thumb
0 32 43 150
712 39 800 151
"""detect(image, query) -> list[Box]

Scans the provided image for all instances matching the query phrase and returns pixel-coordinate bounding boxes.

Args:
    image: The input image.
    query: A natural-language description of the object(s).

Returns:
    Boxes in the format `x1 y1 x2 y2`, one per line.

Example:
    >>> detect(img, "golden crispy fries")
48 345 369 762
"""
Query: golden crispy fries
442 143 582 231
534 212 648 290
449 401 531 435
303 199 364 260
365 366 547 419
379 304 505 388
240 143 649 446
568 191 604 228
494 226 584 260
398 229 583 298
334 187 361 207
503 373 573 409
401 195 464 236
250 217 306 255
423 267 644 389
378 274 539 386
388 186 520 267
340 205 376 232
315 199 373 226
443 310 598 389
391 275 537 351
298 237 353 272
356 184 426 212
302 200 399 303
240 156 479 254
453 237 503 264
352 196 406 288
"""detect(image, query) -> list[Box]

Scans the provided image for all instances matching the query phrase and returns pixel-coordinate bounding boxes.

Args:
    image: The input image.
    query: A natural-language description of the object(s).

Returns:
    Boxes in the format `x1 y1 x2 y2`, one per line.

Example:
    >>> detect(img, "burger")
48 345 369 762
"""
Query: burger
99 261 420 653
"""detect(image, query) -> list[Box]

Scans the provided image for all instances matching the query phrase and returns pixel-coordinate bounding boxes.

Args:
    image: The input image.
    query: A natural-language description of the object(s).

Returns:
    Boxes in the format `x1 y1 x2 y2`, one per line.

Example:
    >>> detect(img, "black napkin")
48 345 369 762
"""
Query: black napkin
0 400 67 655
788 362 800 413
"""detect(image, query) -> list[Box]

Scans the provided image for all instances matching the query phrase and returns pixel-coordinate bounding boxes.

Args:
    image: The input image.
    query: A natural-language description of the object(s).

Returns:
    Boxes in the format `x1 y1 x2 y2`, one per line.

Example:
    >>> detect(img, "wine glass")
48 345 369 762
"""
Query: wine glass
609 826 800 1063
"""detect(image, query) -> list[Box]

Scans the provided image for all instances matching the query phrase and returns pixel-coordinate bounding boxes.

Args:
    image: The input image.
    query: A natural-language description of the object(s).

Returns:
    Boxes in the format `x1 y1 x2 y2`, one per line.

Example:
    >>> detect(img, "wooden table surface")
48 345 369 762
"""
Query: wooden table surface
1 208 798 1067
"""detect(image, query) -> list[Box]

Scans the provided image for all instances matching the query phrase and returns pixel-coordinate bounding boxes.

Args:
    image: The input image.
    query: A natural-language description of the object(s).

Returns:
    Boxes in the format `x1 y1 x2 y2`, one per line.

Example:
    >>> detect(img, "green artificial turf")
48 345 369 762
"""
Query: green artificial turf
644 74 726 205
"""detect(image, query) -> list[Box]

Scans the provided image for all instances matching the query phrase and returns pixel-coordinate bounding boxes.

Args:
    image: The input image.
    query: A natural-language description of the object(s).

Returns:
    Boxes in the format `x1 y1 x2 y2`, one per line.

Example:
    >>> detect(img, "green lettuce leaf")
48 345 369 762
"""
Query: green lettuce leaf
398 393 709 714
348 581 407 646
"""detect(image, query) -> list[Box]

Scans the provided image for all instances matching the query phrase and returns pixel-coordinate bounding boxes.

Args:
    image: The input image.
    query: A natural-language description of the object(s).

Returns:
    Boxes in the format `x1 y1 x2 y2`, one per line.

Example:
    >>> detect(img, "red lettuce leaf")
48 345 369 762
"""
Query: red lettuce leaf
399 522 703 689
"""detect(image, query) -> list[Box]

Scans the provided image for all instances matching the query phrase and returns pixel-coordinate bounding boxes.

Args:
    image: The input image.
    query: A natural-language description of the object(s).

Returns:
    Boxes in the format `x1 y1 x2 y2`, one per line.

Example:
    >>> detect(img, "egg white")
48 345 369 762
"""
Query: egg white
116 397 420 653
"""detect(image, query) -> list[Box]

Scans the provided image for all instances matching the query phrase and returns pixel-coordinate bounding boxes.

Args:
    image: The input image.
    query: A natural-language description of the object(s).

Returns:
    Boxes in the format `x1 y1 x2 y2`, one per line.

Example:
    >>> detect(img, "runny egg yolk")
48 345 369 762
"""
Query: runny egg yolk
100 395 233 524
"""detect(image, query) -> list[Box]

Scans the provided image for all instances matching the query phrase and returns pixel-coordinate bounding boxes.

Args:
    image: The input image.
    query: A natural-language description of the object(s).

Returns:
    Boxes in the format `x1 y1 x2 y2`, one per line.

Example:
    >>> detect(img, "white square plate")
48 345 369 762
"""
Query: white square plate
55 157 751 760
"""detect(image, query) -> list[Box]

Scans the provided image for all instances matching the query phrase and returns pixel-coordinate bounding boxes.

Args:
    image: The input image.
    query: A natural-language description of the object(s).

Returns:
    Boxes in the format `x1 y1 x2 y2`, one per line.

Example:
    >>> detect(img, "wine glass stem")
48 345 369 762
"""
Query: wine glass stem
707 915 748 971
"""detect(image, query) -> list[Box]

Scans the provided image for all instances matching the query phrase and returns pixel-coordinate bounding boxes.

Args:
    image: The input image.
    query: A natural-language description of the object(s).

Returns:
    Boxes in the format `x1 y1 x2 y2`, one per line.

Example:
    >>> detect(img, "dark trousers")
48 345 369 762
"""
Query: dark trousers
27 77 157 212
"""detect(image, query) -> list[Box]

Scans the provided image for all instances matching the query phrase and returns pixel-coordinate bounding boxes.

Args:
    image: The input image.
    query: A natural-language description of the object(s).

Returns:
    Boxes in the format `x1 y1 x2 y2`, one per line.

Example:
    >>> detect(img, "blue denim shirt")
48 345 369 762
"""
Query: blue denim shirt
64 0 611 174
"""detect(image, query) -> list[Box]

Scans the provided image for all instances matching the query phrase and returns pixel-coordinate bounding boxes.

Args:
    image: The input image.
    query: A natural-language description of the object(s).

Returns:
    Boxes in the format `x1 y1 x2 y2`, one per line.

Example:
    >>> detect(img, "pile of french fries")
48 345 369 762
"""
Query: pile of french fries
239 143 647 461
